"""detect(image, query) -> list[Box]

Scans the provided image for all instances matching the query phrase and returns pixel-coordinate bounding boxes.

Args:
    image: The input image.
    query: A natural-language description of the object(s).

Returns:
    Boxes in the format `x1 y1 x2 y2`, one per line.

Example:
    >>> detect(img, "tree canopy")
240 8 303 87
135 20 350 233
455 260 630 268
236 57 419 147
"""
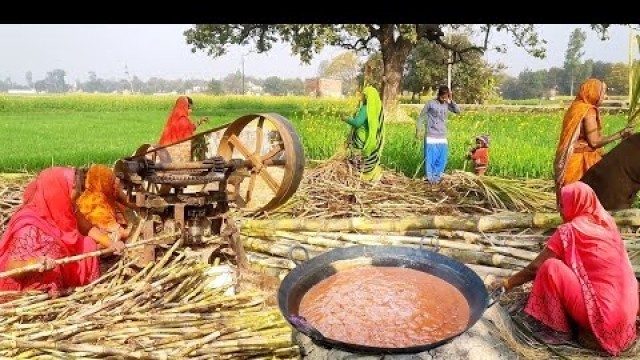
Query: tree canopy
184 24 620 112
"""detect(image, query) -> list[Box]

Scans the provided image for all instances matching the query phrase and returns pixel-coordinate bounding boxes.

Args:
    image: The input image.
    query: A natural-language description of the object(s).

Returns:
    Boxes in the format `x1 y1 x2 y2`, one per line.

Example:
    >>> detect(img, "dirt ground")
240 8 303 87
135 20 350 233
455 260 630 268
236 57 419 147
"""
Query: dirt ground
295 305 518 360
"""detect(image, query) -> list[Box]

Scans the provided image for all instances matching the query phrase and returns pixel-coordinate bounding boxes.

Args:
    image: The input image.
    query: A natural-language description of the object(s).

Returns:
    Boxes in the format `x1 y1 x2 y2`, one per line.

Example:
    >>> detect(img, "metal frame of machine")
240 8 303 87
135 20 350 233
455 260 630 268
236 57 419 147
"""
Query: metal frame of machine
113 113 304 267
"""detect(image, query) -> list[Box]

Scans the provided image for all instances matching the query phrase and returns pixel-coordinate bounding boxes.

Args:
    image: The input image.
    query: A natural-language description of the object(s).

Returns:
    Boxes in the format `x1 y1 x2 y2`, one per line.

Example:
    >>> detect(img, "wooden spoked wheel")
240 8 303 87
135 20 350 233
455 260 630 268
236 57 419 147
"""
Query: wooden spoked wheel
217 113 305 214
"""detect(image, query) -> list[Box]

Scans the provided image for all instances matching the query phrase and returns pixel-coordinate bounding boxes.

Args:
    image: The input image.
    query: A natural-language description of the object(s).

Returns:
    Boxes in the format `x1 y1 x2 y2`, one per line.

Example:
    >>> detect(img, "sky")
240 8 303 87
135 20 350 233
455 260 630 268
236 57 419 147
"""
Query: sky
0 24 637 86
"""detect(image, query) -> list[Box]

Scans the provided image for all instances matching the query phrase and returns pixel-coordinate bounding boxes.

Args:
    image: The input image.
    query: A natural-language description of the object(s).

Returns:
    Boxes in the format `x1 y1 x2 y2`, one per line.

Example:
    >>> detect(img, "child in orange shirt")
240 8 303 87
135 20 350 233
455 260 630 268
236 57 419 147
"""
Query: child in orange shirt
468 135 489 176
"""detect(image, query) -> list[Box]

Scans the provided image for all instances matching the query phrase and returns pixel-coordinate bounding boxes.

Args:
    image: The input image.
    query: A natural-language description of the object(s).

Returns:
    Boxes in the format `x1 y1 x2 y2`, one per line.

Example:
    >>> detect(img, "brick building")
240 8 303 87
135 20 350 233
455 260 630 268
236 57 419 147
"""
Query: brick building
305 78 343 98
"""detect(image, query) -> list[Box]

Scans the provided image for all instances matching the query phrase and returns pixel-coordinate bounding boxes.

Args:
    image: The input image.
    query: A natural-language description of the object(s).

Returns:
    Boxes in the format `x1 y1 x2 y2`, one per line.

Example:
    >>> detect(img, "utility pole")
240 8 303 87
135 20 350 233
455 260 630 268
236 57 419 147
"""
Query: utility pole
241 50 254 95
629 27 636 106
447 25 452 91
241 55 245 95
570 68 574 97
124 64 134 94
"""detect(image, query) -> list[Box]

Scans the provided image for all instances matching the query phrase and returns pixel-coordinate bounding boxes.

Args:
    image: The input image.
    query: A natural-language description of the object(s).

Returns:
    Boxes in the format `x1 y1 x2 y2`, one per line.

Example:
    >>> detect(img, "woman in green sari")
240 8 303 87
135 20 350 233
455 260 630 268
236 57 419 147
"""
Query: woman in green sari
342 86 386 182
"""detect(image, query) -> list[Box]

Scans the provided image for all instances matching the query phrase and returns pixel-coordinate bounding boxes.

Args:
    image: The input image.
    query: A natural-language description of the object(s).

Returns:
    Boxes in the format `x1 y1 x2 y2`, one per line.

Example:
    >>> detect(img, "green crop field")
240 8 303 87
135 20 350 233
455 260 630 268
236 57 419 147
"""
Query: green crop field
0 94 628 179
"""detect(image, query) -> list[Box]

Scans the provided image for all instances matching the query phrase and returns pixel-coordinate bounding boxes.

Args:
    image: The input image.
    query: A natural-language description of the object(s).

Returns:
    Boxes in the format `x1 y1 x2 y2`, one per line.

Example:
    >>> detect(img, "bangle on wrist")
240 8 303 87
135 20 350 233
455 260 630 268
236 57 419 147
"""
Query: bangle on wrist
503 278 510 291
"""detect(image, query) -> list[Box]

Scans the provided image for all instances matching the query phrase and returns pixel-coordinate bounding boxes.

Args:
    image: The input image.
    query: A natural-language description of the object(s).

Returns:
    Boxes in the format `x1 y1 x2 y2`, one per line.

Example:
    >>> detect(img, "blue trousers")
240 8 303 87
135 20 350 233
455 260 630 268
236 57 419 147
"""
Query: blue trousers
424 142 448 183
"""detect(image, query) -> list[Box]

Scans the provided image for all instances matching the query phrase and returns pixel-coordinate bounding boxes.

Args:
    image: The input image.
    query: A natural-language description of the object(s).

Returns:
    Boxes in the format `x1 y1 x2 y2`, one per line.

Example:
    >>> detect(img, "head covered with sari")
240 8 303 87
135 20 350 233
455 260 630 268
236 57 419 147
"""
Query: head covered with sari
76 165 124 232
553 78 606 206
158 96 196 146
1 167 83 252
0 167 101 292
560 181 615 232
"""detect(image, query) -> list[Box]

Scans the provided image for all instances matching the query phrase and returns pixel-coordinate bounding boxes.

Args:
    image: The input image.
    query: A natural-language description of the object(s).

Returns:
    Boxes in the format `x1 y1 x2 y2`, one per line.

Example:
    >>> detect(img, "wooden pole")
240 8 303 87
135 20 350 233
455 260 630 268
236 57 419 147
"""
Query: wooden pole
0 232 180 279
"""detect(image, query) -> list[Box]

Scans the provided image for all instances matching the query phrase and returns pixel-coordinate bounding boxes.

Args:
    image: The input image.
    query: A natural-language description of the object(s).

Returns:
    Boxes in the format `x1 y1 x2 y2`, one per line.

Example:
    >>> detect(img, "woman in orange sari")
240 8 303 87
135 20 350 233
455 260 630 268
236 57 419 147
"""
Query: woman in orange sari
76 164 137 243
494 182 638 356
554 78 633 204
0 167 125 296
158 96 209 146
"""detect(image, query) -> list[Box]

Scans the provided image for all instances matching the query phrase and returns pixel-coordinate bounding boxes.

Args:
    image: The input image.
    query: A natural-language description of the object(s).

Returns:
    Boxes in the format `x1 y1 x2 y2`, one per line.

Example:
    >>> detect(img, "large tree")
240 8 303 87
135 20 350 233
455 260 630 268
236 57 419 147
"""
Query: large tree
283 78 305 95
184 24 615 112
606 62 630 96
263 76 287 95
402 42 446 100
222 71 243 94
43 69 67 93
563 28 587 96
208 79 224 95
318 51 361 95
588 60 613 81
544 67 565 91
402 33 502 104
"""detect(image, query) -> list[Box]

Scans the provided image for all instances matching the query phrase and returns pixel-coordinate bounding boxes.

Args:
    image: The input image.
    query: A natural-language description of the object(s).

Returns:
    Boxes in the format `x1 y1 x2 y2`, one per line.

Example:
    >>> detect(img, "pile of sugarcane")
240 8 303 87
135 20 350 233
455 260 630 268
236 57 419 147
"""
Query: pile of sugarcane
254 159 465 219
0 173 31 233
448 171 556 213
0 242 298 359
240 212 640 282
251 159 557 220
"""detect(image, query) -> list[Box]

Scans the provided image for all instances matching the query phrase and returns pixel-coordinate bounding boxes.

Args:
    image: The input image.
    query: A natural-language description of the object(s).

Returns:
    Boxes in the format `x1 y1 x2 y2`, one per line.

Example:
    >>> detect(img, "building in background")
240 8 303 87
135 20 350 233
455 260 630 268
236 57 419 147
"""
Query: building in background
7 89 37 94
305 78 343 98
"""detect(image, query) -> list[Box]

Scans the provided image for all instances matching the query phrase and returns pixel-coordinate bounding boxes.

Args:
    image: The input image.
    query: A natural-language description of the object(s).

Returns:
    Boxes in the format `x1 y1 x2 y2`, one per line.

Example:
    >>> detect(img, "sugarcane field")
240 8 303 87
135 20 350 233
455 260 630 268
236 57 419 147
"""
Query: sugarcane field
1 24 640 360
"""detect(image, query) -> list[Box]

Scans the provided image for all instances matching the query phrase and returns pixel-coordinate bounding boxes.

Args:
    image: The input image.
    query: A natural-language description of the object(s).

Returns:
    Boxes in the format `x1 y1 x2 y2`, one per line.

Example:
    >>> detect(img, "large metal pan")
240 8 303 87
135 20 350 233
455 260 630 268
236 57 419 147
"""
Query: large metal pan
277 244 503 354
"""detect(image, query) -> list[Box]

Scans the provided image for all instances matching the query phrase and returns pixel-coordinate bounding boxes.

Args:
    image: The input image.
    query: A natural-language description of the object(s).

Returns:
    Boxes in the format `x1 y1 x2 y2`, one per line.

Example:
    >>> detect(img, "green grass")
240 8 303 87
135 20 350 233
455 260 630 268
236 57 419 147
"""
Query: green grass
0 94 628 179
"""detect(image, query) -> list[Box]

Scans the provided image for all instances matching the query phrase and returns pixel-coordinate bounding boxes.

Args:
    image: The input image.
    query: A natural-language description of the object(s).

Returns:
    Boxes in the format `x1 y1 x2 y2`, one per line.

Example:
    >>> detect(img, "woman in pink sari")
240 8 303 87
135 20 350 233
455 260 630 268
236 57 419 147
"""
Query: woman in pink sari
496 181 638 355
0 167 124 297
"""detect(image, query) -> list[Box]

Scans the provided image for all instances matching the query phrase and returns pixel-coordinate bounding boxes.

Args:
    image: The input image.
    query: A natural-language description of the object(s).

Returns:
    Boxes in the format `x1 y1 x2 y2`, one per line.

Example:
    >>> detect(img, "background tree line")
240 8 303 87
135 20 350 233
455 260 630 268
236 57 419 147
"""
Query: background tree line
2 27 635 102
495 28 634 100
0 70 306 96
350 28 634 103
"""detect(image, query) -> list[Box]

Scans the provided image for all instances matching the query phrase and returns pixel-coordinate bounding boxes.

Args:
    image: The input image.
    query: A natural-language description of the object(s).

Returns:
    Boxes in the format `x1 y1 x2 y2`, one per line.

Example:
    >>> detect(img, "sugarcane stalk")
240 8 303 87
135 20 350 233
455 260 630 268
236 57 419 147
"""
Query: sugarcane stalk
191 335 294 354
432 230 545 248
0 232 180 279
162 274 199 304
241 209 640 232
250 230 540 262
25 322 101 342
0 339 168 360
69 267 197 320
173 330 221 357
142 237 184 283
274 230 540 261
466 264 517 278
0 243 295 359
241 236 322 261
303 229 546 248
243 235 527 270
247 252 295 270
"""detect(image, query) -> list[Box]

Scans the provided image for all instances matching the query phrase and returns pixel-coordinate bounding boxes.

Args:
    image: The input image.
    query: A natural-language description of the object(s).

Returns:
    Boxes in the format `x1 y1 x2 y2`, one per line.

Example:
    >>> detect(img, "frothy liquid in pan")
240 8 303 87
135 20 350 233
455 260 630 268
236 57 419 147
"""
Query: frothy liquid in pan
298 266 470 348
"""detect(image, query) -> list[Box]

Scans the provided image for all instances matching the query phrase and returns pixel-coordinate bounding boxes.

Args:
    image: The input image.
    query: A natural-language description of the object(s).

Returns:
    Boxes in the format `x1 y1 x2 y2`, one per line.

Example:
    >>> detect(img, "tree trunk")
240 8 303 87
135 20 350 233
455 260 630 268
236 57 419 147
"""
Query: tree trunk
379 25 414 120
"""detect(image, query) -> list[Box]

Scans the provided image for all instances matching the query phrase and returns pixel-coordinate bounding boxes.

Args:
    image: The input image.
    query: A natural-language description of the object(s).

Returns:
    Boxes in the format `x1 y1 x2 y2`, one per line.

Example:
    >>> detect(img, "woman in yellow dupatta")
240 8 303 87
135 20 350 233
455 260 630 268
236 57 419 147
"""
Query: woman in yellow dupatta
343 86 386 182
76 165 137 243
554 78 633 205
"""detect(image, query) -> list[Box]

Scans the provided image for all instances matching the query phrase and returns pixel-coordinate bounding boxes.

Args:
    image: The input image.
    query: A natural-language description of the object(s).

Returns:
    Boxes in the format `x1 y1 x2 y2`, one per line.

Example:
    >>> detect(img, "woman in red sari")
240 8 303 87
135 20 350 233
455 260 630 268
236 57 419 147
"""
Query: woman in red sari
0 167 125 296
158 96 208 146
495 181 638 356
